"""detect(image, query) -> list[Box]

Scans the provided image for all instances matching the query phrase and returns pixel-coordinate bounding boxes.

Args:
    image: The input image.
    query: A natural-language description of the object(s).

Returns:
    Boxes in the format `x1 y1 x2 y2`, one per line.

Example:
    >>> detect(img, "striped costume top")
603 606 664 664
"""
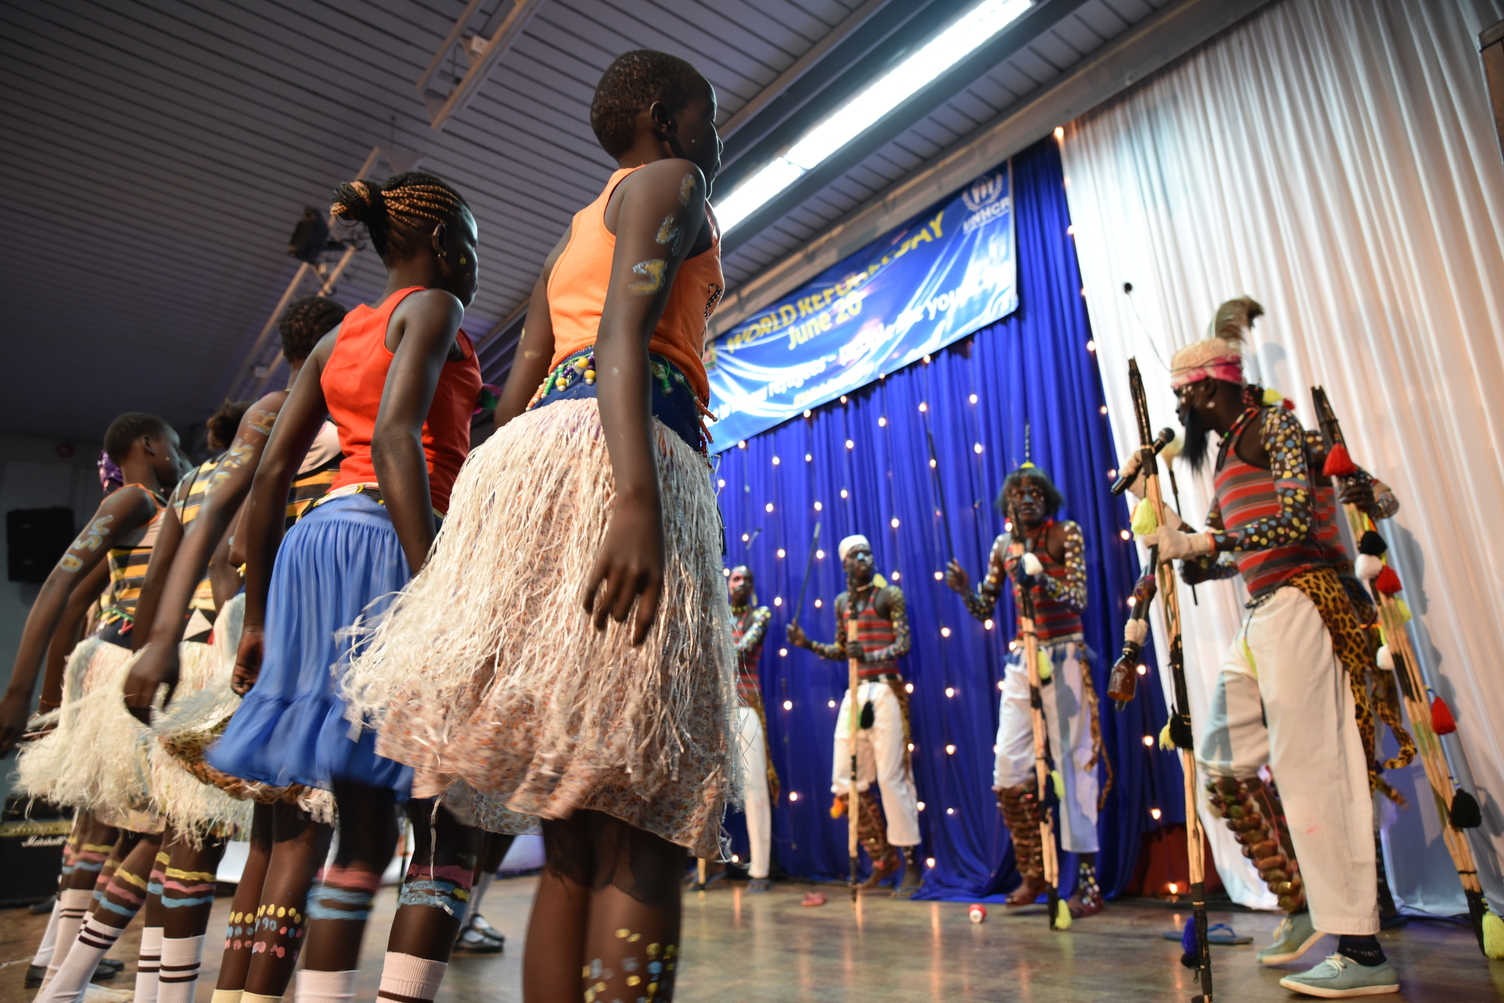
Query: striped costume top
964 521 1087 643
1206 406 1324 599
100 486 169 626
808 582 911 679
173 461 219 613
731 605 771 706
287 420 342 527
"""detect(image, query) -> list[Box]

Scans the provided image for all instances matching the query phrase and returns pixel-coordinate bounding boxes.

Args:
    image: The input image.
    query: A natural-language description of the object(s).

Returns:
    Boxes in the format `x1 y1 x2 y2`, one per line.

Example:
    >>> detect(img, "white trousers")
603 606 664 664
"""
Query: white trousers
1197 586 1378 935
994 639 1100 853
735 706 771 879
830 680 921 847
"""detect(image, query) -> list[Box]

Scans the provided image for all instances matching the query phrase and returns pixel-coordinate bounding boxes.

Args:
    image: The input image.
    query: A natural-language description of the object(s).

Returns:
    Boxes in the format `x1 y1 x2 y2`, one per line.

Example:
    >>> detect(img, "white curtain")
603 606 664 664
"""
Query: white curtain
1061 0 1504 914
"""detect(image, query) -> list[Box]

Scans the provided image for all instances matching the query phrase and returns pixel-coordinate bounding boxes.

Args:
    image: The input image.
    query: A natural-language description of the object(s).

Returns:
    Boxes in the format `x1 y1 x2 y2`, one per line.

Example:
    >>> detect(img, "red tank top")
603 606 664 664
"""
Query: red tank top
847 591 900 679
323 287 481 513
1009 523 1083 642
1213 410 1323 598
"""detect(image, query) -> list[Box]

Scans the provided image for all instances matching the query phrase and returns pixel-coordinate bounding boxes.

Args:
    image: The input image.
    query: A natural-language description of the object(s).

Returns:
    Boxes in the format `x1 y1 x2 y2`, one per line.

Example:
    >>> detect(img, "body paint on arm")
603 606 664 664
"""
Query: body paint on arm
629 259 668 295
207 407 277 492
655 215 683 256
59 514 116 572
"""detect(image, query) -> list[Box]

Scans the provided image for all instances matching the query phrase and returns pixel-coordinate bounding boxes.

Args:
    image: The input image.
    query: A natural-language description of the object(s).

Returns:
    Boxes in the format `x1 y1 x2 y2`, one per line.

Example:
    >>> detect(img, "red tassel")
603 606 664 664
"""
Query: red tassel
1373 564 1403 595
1431 696 1457 735
1282 398 1296 411
1323 442 1358 477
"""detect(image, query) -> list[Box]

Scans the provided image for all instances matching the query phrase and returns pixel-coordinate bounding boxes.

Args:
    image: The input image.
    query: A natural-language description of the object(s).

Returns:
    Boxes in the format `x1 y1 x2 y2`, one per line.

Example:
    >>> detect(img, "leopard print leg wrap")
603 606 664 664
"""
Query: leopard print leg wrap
1206 776 1306 912
997 776 1044 881
856 789 894 866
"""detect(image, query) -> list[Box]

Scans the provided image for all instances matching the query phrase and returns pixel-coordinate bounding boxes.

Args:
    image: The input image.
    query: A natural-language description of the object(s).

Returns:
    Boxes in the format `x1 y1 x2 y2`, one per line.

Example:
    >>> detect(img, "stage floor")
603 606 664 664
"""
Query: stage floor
4 877 1501 1000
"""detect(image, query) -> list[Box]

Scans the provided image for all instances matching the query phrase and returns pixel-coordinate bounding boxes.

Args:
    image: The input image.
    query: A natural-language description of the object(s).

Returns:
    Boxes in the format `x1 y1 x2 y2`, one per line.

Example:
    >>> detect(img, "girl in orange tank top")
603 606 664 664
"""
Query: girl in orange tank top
343 51 737 1002
208 171 487 1003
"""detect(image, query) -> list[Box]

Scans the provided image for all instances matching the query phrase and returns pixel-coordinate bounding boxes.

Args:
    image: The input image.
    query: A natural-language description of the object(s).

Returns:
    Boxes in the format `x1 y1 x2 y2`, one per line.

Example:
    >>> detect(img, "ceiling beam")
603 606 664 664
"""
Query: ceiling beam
416 0 546 131
712 0 1273 336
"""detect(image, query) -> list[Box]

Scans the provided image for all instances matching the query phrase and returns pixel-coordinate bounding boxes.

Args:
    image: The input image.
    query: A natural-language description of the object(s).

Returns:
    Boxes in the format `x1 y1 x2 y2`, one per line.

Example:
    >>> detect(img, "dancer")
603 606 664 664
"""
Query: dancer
946 463 1106 916
729 565 776 891
340 49 732 1003
118 296 348 1003
787 535 922 897
207 171 484 1003
1148 298 1400 997
5 414 188 1003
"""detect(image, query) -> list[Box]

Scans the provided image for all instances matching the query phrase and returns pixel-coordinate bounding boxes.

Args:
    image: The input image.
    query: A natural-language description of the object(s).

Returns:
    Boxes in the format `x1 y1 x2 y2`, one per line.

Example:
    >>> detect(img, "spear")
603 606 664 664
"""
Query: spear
1311 386 1497 957
790 522 820 629
925 428 957 563
1129 358 1212 1001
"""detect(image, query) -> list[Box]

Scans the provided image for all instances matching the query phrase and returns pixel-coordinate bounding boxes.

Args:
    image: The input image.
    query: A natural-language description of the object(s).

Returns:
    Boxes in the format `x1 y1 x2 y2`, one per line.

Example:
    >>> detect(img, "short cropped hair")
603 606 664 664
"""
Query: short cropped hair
995 466 1065 519
590 50 708 159
279 296 347 362
103 412 169 464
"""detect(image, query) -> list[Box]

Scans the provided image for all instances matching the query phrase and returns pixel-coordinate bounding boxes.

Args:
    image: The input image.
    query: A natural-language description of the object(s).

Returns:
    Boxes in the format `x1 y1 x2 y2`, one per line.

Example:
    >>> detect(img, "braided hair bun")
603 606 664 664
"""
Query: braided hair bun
329 171 469 264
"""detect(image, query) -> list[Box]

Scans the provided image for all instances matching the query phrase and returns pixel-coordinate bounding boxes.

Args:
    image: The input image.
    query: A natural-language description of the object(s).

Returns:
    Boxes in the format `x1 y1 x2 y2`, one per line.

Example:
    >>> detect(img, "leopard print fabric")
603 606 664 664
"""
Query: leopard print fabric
1287 565 1414 790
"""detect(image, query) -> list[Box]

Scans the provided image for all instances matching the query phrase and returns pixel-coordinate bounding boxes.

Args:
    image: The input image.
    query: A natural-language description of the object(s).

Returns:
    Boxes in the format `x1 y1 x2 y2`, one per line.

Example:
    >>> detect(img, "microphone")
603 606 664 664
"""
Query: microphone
1109 427 1177 496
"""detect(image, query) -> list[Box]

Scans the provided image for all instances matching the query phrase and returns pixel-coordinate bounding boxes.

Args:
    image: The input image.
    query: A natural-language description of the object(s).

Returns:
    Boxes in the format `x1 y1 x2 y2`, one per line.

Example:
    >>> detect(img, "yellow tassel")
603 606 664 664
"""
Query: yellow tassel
872 573 888 589
1484 910 1504 959
1051 769 1065 799
1055 899 1073 930
1038 651 1053 681
1261 387 1284 405
1158 722 1174 751
1130 498 1158 537
1393 598 1413 625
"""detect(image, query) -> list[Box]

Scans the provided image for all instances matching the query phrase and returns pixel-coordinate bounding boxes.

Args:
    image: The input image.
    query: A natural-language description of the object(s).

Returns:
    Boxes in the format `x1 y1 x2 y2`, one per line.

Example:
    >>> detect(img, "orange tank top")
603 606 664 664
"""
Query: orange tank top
547 166 724 401
322 286 481 513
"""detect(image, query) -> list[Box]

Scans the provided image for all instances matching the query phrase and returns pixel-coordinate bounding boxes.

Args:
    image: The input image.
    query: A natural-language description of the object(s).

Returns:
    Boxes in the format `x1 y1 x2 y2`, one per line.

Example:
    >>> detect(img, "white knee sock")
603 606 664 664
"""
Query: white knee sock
43 888 94 985
157 934 205 1003
209 991 245 1003
134 927 163 1003
33 897 63 968
36 915 125 1003
377 953 447 1002
296 969 359 1003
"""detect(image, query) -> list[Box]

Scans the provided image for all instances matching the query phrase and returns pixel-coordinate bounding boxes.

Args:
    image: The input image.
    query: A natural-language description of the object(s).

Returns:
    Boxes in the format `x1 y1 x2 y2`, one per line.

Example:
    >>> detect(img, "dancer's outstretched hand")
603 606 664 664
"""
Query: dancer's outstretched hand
944 560 970 595
0 691 28 756
232 624 265 695
583 497 665 647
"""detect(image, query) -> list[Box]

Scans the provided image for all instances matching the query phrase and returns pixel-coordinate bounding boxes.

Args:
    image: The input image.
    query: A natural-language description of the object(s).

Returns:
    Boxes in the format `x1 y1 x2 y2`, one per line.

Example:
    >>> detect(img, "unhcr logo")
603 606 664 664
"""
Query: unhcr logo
961 173 1006 212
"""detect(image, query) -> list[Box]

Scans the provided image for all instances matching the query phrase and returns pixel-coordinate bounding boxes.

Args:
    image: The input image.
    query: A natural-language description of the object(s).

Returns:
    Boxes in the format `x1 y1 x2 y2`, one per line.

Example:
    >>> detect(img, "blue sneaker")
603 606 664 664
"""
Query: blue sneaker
1278 953 1399 997
1258 911 1323 965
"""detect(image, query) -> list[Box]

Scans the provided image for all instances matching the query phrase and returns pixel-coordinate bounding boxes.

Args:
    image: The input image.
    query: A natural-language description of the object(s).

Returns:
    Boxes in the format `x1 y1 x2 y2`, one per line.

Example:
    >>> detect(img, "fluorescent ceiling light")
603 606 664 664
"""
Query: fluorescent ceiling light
715 0 1032 233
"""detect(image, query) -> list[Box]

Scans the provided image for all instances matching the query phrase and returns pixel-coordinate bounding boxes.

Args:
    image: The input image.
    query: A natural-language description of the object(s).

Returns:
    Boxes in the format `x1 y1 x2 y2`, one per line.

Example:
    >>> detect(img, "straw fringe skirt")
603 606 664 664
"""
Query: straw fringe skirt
343 399 738 858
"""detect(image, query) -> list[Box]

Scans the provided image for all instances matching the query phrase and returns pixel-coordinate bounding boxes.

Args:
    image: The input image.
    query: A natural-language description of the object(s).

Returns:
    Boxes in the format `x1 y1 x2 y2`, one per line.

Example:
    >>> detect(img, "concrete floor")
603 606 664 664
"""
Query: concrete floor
4 877 1502 1001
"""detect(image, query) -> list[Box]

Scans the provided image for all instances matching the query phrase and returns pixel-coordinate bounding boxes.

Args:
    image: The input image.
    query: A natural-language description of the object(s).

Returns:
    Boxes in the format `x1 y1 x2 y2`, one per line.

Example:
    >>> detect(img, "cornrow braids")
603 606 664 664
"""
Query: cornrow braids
279 295 348 363
329 171 470 264
591 50 709 159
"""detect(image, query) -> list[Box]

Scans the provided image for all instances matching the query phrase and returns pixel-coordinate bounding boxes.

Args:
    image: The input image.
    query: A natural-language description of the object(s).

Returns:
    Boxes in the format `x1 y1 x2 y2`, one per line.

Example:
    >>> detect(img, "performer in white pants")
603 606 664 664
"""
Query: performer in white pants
947 463 1105 916
788 535 921 898
728 566 776 890
1150 297 1401 999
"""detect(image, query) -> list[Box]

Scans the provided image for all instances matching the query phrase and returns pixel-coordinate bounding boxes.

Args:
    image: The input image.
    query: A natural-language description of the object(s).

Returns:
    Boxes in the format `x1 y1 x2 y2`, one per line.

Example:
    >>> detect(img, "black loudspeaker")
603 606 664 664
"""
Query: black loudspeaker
0 795 69 906
7 507 76 584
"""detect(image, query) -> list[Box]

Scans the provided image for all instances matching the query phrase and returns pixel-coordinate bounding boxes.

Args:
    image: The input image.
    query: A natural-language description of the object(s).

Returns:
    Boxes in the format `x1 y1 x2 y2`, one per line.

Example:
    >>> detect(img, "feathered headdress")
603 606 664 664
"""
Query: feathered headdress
1169 296 1263 388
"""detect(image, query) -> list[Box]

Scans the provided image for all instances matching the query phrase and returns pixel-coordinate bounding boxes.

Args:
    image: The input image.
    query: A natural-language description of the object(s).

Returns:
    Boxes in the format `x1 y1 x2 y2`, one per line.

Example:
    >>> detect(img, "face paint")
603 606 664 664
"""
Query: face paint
60 514 116 571
655 215 683 256
629 259 667 295
679 173 697 205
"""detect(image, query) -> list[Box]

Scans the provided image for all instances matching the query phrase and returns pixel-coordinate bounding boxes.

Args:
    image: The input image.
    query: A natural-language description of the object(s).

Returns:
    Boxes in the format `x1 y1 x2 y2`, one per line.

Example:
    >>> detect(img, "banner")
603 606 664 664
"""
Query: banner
705 161 1017 452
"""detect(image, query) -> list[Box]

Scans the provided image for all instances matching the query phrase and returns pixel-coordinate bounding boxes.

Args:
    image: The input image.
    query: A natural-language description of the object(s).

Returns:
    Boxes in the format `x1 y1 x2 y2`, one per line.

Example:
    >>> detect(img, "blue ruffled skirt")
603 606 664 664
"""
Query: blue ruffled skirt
207 494 414 797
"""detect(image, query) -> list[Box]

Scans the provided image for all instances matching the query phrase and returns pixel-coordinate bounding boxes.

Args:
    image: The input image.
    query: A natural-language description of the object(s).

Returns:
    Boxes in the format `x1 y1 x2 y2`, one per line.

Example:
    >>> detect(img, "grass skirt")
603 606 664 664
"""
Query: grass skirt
342 399 737 858
207 494 414 797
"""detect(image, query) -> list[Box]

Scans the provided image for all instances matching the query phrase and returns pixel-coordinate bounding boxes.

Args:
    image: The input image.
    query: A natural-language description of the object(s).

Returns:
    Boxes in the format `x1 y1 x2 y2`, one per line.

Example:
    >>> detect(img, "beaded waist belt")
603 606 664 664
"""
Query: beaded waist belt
527 347 712 455
312 482 445 519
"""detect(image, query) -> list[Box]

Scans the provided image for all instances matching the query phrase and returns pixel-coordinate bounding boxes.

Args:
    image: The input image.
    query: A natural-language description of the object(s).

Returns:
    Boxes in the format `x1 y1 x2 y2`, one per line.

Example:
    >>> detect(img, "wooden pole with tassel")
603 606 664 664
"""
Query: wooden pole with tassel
1128 359 1212 1000
1008 500 1067 931
846 616 861 904
1311 386 1501 959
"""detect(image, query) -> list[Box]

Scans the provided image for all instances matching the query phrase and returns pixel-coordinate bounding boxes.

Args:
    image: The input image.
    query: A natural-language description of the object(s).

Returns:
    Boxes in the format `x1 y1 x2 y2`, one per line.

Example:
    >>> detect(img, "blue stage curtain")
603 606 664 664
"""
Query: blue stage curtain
713 138 1185 901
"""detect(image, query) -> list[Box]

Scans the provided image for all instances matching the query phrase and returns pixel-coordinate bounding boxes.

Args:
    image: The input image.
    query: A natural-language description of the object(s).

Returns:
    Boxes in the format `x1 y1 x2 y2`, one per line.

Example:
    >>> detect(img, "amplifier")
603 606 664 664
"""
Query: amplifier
0 796 69 906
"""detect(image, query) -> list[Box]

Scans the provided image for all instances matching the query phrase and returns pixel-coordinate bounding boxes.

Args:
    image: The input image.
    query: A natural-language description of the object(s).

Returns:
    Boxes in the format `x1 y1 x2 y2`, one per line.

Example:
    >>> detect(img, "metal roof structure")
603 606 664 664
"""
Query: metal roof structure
1 0 1253 441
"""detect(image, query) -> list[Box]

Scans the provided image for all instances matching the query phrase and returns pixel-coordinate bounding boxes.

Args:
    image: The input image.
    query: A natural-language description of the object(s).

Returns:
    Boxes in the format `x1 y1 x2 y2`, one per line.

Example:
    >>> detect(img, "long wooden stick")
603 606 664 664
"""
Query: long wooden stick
1009 506 1061 929
846 617 861 903
1130 358 1212 1000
